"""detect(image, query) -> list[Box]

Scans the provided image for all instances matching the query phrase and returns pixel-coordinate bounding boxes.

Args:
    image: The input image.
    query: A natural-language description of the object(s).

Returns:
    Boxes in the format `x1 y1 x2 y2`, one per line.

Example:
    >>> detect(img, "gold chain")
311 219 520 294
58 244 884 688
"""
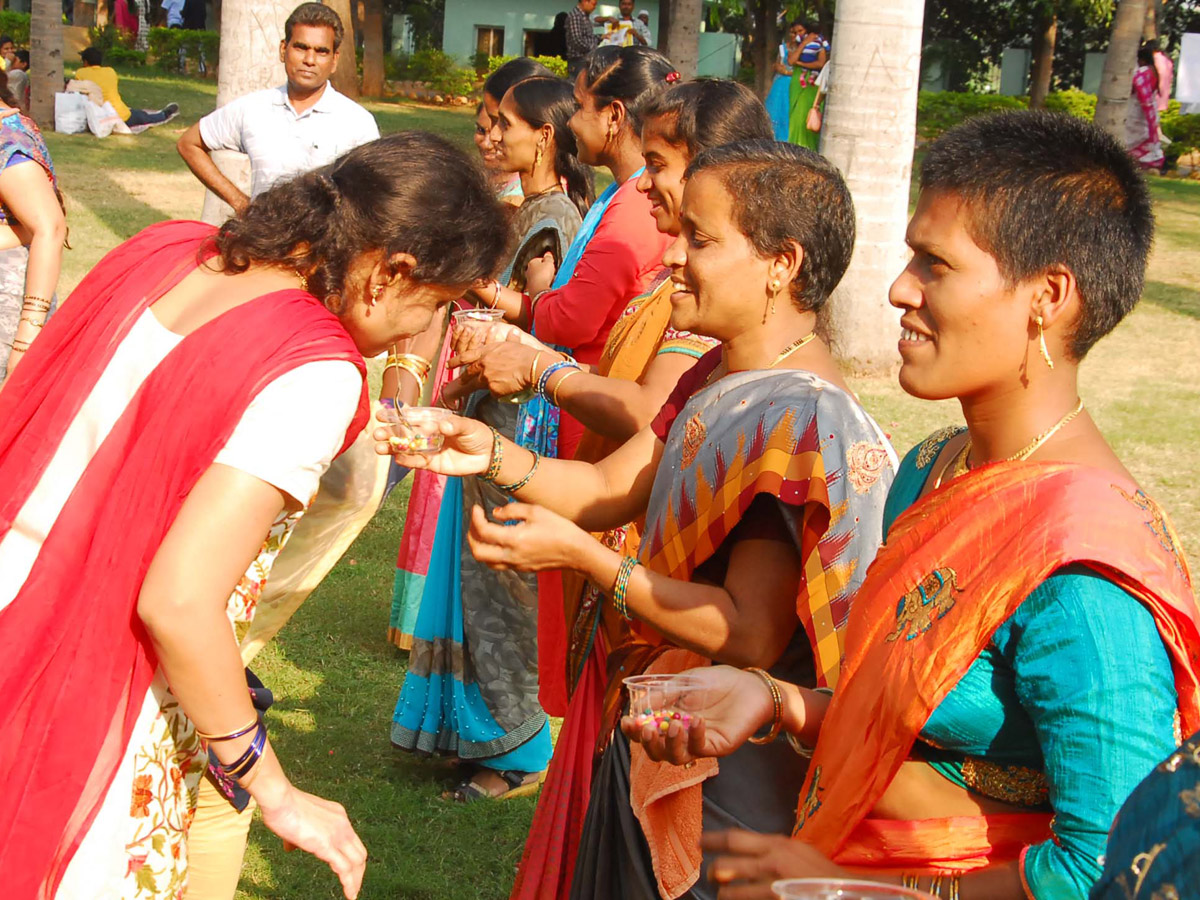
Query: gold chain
702 331 818 390
935 398 1085 489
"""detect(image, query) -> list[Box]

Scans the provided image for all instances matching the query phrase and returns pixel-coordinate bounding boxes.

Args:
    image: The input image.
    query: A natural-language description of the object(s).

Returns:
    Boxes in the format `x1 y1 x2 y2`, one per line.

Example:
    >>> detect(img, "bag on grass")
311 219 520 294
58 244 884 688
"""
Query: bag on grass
54 92 89 135
85 101 124 139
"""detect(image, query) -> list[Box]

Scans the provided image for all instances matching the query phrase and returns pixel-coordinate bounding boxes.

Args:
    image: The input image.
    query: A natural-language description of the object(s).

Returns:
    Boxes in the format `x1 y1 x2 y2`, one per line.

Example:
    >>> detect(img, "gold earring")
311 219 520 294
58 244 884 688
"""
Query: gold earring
370 284 384 307
534 144 543 168
1036 314 1054 369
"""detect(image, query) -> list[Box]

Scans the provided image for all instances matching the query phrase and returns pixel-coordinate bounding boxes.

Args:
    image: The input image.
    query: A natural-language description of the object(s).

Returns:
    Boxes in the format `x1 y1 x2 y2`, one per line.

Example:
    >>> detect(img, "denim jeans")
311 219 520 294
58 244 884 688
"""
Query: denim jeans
124 108 169 127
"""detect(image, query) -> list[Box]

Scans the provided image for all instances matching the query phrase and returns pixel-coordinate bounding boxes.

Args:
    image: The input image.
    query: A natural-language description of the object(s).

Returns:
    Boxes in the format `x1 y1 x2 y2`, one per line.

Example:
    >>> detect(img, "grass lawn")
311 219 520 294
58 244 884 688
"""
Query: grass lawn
41 72 1200 899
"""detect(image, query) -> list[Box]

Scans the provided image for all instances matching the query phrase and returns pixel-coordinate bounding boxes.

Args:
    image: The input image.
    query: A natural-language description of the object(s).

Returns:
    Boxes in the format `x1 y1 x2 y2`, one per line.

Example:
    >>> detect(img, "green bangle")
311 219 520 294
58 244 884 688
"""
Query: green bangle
480 427 503 483
496 451 539 493
611 555 639 621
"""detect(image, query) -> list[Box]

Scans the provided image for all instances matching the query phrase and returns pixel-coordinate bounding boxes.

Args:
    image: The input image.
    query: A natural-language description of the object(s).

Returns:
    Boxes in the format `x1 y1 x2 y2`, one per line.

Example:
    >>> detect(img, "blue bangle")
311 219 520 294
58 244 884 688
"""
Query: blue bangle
537 358 579 398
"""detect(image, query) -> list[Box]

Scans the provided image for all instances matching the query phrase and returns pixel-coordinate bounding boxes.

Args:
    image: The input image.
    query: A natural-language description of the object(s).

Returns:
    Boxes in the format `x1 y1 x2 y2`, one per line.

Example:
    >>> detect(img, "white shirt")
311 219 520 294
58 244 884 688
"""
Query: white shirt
163 0 185 27
199 83 380 198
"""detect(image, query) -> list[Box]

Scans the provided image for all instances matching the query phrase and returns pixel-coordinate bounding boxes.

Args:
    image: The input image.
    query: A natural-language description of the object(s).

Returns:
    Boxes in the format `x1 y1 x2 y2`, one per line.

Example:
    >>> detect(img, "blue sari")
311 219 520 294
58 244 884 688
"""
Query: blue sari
765 43 791 141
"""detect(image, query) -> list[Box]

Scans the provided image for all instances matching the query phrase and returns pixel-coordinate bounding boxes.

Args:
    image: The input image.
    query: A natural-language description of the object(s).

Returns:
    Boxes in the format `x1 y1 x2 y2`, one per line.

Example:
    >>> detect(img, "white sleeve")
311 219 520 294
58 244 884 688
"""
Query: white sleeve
355 106 380 144
199 94 249 153
214 360 363 506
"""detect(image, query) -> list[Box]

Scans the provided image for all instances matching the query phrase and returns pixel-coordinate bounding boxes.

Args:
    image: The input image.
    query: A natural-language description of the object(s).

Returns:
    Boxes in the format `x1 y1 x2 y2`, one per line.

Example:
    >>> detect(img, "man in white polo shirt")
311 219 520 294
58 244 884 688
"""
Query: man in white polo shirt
176 2 378 214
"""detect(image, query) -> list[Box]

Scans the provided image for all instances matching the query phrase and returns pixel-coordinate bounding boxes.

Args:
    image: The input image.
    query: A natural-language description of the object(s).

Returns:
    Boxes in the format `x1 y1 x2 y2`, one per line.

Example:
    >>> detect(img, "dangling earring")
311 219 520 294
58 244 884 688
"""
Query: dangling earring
369 283 384 308
1036 314 1054 369
533 144 543 170
764 280 780 324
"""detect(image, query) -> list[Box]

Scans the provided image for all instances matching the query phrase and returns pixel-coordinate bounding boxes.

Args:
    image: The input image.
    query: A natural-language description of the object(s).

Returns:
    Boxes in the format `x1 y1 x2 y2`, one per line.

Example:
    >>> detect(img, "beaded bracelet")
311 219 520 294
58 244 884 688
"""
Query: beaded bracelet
610 556 639 621
537 358 579 399
550 368 581 408
480 427 504 482
745 666 783 744
496 451 539 493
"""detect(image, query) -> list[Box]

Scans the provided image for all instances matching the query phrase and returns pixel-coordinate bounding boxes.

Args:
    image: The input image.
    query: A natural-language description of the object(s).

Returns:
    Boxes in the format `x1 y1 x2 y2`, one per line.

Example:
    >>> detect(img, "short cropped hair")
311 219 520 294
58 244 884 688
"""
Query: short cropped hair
637 78 773 158
284 2 344 50
686 140 855 312
921 110 1154 359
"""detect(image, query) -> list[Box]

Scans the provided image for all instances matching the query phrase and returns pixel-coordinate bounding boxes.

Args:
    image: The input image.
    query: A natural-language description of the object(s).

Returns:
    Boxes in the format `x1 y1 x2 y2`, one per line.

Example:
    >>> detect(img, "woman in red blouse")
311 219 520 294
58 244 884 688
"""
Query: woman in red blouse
470 45 675 458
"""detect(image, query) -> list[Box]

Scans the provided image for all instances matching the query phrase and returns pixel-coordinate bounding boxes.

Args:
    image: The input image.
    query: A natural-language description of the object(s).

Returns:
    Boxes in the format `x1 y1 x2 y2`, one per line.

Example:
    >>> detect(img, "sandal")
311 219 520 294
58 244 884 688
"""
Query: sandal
451 768 546 803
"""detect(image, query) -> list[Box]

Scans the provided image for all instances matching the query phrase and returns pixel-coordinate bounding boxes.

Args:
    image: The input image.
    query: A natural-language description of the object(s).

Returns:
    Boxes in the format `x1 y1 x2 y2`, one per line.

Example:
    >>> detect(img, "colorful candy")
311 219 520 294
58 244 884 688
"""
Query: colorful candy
632 708 695 731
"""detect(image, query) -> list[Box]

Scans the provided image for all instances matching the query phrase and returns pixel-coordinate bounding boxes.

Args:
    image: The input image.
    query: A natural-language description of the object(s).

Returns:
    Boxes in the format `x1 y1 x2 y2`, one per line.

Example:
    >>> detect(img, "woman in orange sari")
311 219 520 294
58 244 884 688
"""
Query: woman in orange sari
622 110 1200 900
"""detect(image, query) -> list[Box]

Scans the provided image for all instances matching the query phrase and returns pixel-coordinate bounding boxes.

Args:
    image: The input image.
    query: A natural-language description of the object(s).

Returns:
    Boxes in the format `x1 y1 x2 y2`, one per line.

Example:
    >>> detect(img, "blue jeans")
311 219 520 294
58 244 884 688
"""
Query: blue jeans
125 108 169 127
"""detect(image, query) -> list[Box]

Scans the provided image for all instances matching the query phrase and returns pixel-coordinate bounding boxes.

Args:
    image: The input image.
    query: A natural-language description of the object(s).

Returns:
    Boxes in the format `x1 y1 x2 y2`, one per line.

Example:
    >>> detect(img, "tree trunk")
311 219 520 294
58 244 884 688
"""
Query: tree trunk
1093 0 1147 138
203 0 289 223
1141 0 1156 40
325 0 359 99
1028 9 1057 109
134 0 149 52
96 0 109 28
73 0 96 28
30 0 62 126
818 0 925 373
657 2 671 60
663 0 701 79
751 0 780 99
361 0 383 97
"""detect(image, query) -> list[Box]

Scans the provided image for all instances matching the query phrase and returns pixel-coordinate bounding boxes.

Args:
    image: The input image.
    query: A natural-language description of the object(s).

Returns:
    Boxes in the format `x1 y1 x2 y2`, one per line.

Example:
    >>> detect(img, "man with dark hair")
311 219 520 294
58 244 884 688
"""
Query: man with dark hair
0 36 14 72
564 0 600 78
176 1 377 214
7 50 29 111
76 47 180 127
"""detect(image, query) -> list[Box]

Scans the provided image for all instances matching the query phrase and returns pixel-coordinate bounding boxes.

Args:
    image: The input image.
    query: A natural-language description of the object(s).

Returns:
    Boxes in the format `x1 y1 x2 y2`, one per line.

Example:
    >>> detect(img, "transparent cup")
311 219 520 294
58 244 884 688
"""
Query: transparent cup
772 880 937 899
381 405 452 456
622 674 711 732
452 308 505 332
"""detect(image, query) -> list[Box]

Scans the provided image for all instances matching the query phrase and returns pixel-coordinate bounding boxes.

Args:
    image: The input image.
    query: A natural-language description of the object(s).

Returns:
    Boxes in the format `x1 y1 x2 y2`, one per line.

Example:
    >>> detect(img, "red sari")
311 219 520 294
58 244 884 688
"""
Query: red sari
0 221 368 898
794 462 1200 874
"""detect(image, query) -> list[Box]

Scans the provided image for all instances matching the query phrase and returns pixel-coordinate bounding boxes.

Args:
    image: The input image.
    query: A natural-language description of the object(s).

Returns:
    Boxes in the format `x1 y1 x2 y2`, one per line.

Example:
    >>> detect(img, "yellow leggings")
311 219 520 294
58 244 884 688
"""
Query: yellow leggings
183 777 256 900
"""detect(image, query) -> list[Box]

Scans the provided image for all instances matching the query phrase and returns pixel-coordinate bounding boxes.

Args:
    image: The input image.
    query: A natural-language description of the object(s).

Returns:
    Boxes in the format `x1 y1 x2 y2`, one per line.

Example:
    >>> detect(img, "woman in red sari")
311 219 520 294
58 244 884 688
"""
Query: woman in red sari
623 111 1200 899
0 132 509 900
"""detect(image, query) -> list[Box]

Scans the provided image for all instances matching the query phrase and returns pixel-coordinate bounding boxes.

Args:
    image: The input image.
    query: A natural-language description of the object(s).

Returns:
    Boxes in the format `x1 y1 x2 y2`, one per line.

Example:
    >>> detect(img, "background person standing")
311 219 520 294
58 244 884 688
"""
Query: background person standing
176 2 378 215
565 0 601 78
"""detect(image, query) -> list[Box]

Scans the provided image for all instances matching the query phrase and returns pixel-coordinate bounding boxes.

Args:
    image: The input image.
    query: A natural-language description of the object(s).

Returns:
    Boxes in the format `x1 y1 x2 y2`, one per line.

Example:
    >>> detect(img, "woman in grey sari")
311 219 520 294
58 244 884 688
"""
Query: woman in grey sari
0 72 65 385
389 75 592 801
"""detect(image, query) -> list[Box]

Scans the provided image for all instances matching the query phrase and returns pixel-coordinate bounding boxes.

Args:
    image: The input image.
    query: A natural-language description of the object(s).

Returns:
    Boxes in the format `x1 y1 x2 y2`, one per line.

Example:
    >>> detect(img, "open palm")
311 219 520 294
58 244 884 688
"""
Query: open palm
373 412 492 475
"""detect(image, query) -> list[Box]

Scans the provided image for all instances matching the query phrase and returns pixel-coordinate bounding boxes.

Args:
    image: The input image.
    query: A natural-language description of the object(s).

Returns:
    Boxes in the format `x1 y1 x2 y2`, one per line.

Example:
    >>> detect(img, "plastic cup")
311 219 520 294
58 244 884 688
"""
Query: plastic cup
452 308 505 331
622 674 711 732
772 880 937 899
384 406 452 455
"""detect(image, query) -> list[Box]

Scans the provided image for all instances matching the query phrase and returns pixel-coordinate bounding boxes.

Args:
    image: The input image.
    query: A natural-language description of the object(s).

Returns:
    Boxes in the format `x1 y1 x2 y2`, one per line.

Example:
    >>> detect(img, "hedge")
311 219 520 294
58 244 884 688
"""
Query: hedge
146 27 218 75
0 11 31 46
487 54 568 79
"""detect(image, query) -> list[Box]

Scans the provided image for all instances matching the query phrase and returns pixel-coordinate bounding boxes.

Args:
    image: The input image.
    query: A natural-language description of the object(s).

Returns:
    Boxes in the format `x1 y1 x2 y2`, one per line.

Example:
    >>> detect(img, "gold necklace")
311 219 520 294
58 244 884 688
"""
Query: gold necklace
703 331 818 389
935 398 1085 489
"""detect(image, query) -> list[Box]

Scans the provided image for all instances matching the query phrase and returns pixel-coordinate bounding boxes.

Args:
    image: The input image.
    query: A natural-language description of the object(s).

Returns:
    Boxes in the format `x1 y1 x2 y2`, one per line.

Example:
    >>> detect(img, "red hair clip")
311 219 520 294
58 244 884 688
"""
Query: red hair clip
665 71 681 83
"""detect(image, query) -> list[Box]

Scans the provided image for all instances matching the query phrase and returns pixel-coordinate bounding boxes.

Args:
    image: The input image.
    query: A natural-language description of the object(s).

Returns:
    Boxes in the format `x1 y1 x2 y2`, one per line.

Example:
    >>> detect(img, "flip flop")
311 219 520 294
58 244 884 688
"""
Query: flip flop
451 769 546 803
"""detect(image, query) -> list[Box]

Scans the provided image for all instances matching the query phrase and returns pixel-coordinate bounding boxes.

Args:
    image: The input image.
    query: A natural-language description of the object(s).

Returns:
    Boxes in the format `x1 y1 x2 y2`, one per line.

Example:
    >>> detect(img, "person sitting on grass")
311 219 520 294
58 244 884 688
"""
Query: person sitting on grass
75 47 179 129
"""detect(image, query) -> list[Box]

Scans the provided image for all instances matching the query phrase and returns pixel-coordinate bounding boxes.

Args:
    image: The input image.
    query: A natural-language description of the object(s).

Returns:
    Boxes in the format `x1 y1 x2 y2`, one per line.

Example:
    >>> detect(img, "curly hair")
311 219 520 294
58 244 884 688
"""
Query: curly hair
214 132 512 309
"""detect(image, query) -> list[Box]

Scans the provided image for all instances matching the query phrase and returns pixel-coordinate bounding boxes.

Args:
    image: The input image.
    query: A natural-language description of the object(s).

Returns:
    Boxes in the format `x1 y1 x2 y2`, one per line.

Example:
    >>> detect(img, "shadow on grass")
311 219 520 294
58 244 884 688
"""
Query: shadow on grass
1145 280 1200 319
238 492 536 900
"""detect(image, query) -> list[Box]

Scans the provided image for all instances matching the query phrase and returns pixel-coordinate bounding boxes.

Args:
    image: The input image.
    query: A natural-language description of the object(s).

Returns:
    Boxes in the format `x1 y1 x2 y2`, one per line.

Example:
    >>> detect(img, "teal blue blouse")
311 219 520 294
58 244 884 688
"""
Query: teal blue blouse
884 433 1179 899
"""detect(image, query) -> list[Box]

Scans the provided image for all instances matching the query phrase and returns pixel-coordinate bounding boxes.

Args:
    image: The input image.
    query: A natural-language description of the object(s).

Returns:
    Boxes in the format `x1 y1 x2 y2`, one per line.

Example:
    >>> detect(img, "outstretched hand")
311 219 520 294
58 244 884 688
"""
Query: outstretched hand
702 829 848 899
373 409 493 475
258 784 368 899
619 666 776 764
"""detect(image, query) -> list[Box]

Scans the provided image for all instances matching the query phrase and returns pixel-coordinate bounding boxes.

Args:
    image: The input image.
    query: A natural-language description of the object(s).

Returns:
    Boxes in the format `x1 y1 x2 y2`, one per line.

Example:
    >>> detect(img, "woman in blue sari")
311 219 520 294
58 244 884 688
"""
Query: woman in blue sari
390 76 591 801
766 21 802 141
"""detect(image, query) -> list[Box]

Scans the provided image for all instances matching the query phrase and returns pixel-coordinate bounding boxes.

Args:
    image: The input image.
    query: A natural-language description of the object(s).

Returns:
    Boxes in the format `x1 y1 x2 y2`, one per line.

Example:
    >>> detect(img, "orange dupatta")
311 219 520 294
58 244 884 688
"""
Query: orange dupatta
793 462 1200 875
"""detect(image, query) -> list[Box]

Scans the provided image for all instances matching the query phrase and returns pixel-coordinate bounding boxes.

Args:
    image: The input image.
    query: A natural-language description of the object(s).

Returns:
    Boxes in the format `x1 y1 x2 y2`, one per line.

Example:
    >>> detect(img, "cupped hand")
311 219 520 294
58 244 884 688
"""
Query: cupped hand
466 502 589 573
619 666 776 764
258 784 368 900
702 829 849 899
525 252 557 297
372 410 493 474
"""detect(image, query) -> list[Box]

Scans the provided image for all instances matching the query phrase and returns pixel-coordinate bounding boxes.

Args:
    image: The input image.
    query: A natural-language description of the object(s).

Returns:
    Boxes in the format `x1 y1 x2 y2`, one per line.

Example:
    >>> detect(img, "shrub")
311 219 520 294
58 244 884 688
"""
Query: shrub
429 66 478 98
1161 103 1200 167
147 27 218 76
486 54 568 79
1043 88 1096 119
916 91 1025 140
408 48 460 82
0 11 30 46
106 46 147 67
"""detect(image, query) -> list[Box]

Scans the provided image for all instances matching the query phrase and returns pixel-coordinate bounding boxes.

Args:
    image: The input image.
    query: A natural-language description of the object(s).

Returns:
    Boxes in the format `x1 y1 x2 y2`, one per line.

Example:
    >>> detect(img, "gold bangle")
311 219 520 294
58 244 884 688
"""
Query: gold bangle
196 716 259 742
901 875 919 890
22 299 51 313
528 351 543 389
489 280 502 309
550 367 581 408
11 338 32 352
18 315 45 328
745 666 783 744
930 875 943 897
947 876 960 900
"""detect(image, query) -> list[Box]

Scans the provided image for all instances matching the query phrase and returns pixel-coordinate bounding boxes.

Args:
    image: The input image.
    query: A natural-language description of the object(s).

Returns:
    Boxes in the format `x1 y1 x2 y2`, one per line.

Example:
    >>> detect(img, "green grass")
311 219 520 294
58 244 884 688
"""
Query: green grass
41 73 1200 899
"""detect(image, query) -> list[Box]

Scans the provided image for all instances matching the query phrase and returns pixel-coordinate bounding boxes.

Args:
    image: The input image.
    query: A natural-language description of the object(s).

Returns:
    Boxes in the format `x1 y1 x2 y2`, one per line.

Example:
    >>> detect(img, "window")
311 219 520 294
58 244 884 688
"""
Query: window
524 29 556 57
476 26 505 58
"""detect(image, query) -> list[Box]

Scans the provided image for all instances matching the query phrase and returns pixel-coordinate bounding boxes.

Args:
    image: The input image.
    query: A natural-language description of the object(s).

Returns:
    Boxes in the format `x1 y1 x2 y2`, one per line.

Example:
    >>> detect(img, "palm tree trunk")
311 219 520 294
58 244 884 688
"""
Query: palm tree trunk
1094 0 1148 138
360 0 384 97
1029 8 1057 109
663 0 700 79
325 0 359 99
134 0 149 52
29 0 62 125
818 0 925 373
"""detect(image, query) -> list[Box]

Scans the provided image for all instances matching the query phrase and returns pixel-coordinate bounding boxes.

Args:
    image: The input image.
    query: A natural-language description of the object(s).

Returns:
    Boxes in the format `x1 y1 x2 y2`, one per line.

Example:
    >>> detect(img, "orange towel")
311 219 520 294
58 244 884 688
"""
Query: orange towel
629 649 718 900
